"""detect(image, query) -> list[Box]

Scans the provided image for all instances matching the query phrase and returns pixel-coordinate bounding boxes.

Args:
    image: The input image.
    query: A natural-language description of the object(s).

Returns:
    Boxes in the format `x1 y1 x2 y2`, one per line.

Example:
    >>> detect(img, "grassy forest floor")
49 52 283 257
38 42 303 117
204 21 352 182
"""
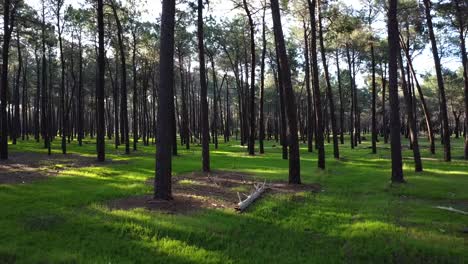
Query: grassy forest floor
0 136 467 263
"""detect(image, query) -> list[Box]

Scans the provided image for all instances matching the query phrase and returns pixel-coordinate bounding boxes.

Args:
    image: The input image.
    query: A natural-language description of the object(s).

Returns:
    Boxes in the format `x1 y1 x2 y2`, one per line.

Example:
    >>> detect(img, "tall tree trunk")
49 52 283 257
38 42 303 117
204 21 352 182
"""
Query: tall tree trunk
111 1 130 154
381 62 388 144
78 31 84 146
371 43 377 154
155 0 176 200
336 49 344 145
259 9 267 154
454 0 468 159
1 0 13 160
243 0 256 156
308 0 325 169
388 0 404 183
318 0 339 159
97 0 106 162
132 32 139 151
346 45 355 149
198 0 210 172
304 21 314 152
401 42 435 154
423 0 451 162
271 0 301 183
399 52 422 172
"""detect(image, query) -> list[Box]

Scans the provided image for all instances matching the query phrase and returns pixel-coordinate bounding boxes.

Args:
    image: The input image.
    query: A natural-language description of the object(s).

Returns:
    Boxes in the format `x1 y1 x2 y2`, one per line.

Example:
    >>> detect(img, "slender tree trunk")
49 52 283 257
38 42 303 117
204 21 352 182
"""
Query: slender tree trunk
423 0 451 162
346 45 355 149
399 52 422 172
388 0 404 183
401 43 435 154
336 50 345 145
318 1 339 159
371 43 377 154
271 0 301 183
78 32 84 146
259 9 267 154
243 0 256 156
304 22 314 152
308 0 325 169
454 0 468 159
132 32 139 151
96 0 106 162
110 2 130 154
198 0 210 172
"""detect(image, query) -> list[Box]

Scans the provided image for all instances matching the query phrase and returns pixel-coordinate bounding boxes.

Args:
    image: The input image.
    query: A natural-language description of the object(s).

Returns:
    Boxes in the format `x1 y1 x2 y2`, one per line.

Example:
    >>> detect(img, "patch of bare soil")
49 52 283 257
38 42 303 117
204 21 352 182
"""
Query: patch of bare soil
0 152 98 185
107 171 321 214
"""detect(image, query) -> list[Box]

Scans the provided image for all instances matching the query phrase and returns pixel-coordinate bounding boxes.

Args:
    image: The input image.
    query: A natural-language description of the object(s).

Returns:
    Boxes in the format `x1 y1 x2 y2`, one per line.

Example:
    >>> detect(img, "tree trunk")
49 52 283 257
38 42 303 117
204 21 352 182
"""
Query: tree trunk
110 0 130 154
423 0 451 162
1 0 13 159
198 0 210 172
155 0 176 200
399 52 422 172
318 0 339 159
371 43 377 154
97 0 106 162
308 0 325 169
401 43 435 154
259 9 267 154
388 0 404 183
304 21 314 152
132 32 139 151
336 49 345 145
454 0 468 159
271 0 301 183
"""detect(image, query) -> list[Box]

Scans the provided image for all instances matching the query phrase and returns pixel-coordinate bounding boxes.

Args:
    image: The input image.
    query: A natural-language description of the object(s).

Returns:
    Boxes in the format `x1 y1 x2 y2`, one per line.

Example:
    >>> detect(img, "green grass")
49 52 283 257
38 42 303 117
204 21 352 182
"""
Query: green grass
0 136 467 263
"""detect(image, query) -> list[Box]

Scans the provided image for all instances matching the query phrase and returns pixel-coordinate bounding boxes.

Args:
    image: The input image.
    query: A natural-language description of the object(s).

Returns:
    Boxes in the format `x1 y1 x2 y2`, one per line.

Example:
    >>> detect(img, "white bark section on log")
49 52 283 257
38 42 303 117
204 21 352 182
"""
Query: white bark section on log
435 206 468 215
236 181 267 212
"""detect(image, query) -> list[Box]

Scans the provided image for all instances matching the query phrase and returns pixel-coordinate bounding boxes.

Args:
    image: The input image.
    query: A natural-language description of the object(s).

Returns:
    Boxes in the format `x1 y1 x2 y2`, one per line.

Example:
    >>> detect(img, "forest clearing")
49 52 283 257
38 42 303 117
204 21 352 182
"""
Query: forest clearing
0 0 467 262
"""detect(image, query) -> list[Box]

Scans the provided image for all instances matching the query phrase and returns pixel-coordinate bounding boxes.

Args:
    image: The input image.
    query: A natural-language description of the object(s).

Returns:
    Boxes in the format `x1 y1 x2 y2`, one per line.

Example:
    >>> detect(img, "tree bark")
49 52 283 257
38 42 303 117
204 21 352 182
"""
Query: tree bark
388 0 404 183
198 0 210 172
318 0 339 159
271 0 301 183
97 0 106 162
155 0 176 200
423 0 451 162
308 0 325 169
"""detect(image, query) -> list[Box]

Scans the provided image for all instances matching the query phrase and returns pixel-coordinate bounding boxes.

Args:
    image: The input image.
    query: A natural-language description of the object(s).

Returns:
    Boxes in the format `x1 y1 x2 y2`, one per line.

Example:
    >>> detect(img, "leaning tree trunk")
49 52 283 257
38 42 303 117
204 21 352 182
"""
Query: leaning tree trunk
271 0 301 183
399 52 422 172
401 42 435 154
423 0 451 162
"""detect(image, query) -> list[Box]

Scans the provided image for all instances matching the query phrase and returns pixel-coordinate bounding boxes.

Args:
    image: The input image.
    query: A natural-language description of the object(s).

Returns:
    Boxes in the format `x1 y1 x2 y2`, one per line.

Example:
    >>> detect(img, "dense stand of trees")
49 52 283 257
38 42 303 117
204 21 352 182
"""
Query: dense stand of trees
0 0 466 197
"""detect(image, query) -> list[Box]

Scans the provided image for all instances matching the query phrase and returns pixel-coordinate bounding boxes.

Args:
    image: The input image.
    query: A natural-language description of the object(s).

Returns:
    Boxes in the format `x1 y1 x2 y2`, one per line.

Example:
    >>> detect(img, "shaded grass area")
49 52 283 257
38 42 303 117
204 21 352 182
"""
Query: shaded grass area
0 136 467 263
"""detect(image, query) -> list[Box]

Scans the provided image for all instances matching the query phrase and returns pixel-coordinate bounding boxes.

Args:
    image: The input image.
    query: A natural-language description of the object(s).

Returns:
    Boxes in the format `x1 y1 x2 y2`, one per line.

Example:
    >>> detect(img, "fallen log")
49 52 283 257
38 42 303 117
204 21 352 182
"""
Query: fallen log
236 181 267 212
434 206 468 215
